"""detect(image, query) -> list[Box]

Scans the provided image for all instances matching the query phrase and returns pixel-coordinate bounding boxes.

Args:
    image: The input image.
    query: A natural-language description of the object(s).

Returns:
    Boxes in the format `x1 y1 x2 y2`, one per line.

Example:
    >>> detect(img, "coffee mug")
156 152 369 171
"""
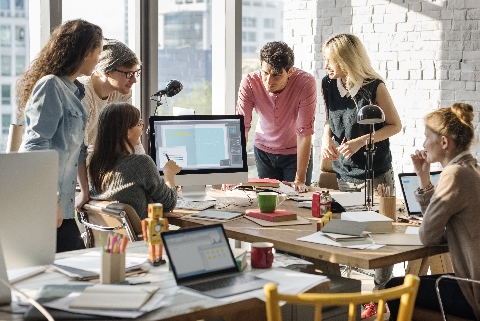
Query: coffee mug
257 192 286 213
251 242 274 268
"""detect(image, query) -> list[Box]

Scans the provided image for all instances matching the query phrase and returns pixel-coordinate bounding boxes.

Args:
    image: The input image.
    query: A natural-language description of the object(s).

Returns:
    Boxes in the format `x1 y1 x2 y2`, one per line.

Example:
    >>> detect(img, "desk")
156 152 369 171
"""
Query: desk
170 188 450 276
0 242 329 321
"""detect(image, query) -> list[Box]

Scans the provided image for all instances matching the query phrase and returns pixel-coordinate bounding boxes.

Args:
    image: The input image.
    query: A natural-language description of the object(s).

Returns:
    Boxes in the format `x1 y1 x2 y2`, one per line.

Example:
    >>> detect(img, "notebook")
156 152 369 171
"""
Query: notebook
161 224 270 298
398 171 442 215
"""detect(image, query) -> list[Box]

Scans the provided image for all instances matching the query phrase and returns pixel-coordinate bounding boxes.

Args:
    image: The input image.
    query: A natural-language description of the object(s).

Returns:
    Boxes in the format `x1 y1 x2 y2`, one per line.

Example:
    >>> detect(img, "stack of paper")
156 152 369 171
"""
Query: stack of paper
69 284 159 310
341 211 393 233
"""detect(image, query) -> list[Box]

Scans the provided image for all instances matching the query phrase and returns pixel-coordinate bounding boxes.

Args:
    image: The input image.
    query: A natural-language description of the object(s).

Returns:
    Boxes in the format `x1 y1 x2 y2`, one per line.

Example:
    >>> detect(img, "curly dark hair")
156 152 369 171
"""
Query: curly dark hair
259 41 294 74
16 19 103 113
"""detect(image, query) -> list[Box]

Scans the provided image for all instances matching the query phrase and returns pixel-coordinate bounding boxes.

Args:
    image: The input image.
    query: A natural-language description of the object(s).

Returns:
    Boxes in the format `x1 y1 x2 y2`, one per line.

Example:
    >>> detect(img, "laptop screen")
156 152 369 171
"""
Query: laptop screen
398 171 442 215
161 224 238 282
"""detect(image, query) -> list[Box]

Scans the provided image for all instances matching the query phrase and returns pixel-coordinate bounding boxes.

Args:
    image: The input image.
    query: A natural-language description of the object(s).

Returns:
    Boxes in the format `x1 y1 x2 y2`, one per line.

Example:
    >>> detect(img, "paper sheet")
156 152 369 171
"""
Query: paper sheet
405 226 420 234
369 233 423 246
297 231 384 250
330 191 365 207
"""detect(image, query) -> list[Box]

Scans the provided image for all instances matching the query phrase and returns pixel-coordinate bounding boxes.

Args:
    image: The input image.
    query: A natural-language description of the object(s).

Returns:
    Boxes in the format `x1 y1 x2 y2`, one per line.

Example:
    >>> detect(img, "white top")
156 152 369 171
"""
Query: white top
78 75 132 146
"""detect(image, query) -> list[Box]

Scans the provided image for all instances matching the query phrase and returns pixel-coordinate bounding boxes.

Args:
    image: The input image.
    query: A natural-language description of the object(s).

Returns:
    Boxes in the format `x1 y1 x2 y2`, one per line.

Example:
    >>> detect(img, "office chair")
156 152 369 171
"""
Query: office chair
264 274 420 321
77 200 143 248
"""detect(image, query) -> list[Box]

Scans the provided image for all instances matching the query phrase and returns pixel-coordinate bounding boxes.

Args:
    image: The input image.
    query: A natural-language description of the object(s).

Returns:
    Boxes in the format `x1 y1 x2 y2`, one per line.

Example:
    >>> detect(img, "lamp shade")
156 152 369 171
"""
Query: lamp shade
154 79 183 97
357 104 385 124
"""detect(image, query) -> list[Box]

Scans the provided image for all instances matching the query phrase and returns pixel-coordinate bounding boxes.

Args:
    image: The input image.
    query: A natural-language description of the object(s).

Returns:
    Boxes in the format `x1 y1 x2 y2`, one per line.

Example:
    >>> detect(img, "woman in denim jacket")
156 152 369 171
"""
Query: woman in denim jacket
17 19 103 252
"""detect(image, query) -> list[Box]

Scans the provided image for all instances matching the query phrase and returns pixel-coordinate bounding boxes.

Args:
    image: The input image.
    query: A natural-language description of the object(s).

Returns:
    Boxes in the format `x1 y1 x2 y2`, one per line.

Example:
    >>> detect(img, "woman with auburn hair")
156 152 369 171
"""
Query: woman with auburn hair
18 19 103 253
320 33 402 319
89 103 181 219
387 103 479 320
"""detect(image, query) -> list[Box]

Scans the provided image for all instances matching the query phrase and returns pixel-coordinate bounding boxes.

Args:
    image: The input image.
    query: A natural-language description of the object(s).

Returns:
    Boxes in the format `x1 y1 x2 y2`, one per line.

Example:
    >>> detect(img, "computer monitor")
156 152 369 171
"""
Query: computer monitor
149 115 248 201
0 150 58 304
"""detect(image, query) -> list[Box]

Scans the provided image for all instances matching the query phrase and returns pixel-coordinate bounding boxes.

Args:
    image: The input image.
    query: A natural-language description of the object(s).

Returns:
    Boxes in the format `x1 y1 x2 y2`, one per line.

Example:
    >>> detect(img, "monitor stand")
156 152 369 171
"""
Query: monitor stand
182 185 216 202
0 240 12 305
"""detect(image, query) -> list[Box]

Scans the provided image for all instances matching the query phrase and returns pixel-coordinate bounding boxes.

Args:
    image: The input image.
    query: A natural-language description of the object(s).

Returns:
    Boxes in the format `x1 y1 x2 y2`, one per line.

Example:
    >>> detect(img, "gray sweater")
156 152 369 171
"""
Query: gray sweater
90 154 177 220
417 154 480 319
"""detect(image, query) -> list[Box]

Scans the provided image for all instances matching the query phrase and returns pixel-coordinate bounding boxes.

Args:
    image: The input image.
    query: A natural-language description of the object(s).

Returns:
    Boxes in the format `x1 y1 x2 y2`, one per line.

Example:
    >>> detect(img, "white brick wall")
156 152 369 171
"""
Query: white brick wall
284 0 480 196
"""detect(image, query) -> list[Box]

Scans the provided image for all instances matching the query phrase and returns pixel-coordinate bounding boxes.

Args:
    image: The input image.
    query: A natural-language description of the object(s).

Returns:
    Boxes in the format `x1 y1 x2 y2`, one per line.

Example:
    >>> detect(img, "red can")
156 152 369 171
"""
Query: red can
312 192 321 218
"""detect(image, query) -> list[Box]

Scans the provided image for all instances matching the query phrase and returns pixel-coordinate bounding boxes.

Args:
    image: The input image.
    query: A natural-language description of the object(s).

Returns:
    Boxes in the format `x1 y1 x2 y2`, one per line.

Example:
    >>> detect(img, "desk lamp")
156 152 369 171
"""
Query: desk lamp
150 79 183 116
357 104 385 211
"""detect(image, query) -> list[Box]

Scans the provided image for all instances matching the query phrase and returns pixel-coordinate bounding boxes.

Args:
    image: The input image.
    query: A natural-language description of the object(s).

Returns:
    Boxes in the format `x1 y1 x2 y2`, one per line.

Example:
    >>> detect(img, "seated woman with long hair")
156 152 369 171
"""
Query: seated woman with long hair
88 103 181 219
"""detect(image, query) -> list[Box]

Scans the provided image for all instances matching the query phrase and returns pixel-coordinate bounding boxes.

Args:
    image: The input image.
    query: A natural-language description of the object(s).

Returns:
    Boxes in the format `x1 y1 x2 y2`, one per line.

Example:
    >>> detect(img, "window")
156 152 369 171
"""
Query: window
1 0 9 10
15 25 25 47
264 18 274 28
266 1 277 8
15 54 25 75
242 1 250 5
1 55 11 76
242 31 256 42
253 1 262 7
242 17 256 28
15 0 23 10
264 32 275 40
2 114 10 135
158 3 212 115
1 25 11 47
1 85 10 105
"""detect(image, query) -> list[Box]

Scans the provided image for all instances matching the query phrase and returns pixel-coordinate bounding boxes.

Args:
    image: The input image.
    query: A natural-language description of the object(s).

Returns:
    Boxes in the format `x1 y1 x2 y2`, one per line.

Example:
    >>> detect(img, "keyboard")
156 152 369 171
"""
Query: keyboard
175 200 216 211
188 274 258 292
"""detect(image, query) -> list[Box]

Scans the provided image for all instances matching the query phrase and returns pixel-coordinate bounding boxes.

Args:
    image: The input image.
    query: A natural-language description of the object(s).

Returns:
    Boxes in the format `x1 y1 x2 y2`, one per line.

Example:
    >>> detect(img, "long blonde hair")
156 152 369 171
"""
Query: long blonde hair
425 103 475 152
322 33 382 90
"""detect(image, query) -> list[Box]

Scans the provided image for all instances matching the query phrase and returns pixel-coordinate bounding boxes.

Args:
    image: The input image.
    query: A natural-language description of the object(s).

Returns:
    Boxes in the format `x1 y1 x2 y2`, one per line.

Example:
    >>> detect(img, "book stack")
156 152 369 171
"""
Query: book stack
340 211 393 233
245 209 297 222
232 248 247 271
240 178 281 188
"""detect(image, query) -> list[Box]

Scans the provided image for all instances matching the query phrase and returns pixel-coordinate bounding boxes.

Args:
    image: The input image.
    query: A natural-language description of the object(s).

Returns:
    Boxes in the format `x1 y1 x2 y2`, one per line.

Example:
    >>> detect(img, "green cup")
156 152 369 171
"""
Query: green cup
257 192 280 213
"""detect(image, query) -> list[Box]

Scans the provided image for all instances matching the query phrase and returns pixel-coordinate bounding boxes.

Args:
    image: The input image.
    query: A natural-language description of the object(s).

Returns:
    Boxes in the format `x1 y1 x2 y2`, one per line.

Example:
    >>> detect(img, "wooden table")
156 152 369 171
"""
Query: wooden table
170 188 451 276
0 241 329 321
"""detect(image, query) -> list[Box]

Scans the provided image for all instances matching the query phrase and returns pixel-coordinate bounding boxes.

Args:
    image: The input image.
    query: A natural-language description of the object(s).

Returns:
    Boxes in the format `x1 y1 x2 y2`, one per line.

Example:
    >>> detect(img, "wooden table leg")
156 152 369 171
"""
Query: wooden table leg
428 253 454 274
406 258 430 276
313 259 341 276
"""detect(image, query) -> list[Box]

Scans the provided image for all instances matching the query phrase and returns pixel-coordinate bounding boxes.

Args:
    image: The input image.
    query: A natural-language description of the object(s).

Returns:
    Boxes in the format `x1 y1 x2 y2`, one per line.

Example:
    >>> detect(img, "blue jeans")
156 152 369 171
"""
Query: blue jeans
254 146 313 186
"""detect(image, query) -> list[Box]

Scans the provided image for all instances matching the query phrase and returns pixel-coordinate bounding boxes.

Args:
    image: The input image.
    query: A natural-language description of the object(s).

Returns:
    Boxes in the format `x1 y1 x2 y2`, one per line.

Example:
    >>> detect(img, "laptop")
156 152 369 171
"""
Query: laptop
161 224 270 298
398 171 442 215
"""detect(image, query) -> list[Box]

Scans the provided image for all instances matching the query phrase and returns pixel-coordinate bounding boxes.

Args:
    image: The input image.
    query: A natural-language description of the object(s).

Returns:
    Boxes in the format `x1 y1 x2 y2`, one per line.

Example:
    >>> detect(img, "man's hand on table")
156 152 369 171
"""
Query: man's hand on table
282 181 308 193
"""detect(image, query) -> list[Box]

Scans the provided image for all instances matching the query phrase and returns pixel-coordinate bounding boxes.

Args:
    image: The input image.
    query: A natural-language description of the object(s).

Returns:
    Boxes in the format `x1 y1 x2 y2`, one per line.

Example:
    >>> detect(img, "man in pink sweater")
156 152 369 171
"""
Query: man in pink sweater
236 41 317 192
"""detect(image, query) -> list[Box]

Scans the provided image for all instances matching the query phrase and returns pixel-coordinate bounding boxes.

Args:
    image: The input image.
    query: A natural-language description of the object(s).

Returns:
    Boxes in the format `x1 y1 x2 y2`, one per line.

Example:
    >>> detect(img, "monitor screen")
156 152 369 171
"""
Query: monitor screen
149 115 248 200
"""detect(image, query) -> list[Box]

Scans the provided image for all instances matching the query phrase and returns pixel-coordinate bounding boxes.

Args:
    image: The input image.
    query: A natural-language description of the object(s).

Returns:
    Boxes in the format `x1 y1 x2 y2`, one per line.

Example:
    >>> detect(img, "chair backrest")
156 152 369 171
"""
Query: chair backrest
77 200 143 248
264 274 420 321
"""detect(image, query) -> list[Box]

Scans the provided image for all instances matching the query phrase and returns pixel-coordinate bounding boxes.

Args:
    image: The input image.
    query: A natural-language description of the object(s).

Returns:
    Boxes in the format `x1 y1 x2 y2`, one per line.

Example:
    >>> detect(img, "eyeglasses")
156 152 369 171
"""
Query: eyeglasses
112 68 141 79
137 119 144 128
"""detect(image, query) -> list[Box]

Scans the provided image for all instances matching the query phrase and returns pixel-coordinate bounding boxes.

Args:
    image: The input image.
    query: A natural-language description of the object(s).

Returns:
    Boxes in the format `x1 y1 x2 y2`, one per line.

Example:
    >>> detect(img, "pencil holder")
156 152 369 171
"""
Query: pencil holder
379 196 396 221
100 251 125 284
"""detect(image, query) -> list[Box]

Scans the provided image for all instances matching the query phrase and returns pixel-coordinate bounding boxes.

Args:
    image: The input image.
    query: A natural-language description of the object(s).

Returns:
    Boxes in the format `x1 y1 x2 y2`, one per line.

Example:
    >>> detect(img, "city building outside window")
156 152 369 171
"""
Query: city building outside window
2 114 10 135
242 17 256 28
1 55 11 76
1 0 9 10
15 26 25 47
264 18 274 28
15 0 23 10
264 32 275 40
1 25 11 47
15 54 25 75
1 85 10 105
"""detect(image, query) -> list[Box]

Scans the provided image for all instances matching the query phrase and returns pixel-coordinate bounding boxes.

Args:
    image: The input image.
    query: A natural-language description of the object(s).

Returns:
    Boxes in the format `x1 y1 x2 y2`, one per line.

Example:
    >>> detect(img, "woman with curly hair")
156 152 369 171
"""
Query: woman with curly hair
18 19 103 252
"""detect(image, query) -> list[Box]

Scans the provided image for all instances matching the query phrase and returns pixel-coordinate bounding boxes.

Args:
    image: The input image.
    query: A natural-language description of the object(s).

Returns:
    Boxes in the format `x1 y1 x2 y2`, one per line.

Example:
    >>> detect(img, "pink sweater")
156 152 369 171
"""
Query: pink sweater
417 154 480 319
236 68 317 155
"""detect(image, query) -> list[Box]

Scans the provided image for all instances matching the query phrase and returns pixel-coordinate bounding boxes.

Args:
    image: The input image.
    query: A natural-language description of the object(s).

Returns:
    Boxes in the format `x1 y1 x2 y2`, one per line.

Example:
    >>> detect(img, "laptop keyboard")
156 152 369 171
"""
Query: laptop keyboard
188 273 259 292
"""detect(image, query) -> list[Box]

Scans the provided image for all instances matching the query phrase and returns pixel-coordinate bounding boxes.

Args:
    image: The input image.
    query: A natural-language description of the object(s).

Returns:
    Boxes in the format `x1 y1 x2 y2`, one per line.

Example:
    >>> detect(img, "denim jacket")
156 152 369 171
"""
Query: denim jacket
20 75 88 219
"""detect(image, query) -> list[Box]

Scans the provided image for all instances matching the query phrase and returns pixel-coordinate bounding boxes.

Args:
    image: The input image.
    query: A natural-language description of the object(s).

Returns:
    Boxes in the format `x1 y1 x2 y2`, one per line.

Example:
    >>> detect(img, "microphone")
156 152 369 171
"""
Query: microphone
153 80 183 97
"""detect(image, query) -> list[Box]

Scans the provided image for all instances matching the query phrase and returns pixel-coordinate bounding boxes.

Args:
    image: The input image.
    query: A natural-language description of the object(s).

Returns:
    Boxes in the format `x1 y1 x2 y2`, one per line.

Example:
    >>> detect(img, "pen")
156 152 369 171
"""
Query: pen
341 137 346 145
164 153 170 161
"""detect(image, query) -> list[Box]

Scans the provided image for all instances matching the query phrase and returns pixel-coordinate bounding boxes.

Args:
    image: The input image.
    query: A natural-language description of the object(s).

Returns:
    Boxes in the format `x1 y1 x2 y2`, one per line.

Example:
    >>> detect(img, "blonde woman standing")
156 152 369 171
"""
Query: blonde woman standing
320 33 402 319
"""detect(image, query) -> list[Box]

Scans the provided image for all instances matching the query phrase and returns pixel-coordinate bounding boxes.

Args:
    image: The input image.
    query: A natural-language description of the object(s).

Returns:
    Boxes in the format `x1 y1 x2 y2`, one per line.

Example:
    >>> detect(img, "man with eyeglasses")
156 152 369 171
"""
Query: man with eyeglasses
78 38 143 154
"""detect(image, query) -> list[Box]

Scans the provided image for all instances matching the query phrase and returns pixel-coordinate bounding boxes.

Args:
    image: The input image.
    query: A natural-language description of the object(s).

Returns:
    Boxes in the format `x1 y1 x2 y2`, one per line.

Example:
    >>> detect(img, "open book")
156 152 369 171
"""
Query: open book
69 284 159 310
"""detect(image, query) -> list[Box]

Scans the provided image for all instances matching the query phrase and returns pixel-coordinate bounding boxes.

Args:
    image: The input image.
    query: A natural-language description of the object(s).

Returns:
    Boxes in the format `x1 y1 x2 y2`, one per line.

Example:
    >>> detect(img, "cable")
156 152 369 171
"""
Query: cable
0 277 54 321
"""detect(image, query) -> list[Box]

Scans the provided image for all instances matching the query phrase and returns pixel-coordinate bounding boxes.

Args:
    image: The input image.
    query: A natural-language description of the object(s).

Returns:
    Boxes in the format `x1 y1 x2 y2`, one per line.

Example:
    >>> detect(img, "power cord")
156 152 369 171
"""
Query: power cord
0 277 54 321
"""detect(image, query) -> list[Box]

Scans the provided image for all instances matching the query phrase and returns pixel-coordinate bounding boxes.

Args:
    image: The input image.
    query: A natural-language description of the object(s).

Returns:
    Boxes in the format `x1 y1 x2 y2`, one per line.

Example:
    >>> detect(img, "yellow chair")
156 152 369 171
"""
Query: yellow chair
264 274 420 321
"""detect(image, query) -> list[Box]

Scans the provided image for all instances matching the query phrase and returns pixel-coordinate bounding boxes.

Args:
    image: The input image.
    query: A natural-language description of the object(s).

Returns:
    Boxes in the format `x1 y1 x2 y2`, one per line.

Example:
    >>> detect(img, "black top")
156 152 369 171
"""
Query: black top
322 76 392 182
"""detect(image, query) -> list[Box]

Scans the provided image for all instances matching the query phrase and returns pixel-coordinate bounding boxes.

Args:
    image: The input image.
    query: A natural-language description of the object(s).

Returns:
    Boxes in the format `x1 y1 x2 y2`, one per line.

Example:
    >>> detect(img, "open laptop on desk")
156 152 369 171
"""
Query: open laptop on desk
161 224 270 298
398 171 441 216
